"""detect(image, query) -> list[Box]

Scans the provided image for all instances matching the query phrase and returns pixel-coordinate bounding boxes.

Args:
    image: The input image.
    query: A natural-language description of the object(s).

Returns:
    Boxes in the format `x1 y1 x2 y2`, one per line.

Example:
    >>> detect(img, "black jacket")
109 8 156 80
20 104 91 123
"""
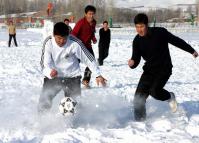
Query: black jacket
131 27 195 74
99 28 111 46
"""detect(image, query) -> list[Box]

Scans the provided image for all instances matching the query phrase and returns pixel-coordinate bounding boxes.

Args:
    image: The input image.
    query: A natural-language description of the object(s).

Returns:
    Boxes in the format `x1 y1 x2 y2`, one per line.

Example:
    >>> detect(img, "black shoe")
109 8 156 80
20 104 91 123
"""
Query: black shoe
134 103 146 121
98 59 103 66
134 115 146 121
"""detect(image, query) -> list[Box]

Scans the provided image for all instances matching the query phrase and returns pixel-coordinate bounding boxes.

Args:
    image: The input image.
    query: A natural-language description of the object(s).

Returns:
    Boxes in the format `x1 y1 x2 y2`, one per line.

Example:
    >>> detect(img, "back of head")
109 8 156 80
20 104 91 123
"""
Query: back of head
85 5 96 14
134 13 148 25
53 22 69 37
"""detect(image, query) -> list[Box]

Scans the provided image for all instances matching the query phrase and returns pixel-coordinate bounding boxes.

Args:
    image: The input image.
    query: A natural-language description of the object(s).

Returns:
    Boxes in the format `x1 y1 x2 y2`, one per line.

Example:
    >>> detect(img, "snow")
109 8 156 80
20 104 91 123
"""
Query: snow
0 25 199 143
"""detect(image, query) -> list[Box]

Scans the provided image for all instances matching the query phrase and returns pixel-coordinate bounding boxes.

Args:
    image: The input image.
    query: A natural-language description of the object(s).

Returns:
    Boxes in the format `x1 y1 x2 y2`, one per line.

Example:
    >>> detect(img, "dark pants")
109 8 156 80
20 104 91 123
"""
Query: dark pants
8 34 18 47
38 76 81 112
98 43 109 65
134 71 172 121
82 48 95 83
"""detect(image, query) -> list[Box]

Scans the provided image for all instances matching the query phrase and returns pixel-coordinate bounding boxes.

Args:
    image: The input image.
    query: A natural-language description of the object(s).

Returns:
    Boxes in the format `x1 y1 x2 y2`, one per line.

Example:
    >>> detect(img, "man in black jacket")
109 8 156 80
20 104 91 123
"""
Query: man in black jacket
128 13 198 121
98 21 111 66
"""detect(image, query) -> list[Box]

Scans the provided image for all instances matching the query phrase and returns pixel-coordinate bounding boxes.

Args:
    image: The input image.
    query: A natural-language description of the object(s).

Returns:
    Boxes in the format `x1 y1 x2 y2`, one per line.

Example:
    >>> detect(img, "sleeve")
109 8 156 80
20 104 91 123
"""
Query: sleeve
130 38 141 69
165 28 195 54
91 22 97 43
92 35 97 43
71 20 81 37
72 42 101 77
108 29 111 44
99 28 102 37
42 41 55 79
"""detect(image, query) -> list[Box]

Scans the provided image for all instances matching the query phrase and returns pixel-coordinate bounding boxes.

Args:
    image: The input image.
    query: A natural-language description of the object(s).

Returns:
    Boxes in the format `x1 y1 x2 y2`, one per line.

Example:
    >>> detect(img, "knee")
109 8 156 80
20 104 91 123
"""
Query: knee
149 88 159 98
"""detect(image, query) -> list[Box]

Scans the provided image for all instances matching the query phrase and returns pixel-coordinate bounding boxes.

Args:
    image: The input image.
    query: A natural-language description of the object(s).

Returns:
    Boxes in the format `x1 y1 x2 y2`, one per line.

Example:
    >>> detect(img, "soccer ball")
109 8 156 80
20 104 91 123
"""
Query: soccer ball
59 97 77 116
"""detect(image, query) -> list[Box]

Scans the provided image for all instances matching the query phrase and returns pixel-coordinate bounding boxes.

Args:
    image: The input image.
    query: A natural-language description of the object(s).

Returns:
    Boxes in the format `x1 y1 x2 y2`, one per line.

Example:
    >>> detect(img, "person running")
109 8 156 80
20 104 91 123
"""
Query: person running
128 13 198 121
8 21 18 47
98 21 111 66
38 22 106 113
64 18 72 33
71 5 97 88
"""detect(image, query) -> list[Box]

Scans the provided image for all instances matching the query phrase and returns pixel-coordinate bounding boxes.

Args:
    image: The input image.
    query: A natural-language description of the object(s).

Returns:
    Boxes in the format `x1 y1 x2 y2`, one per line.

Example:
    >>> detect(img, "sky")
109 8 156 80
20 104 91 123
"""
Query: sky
115 0 196 8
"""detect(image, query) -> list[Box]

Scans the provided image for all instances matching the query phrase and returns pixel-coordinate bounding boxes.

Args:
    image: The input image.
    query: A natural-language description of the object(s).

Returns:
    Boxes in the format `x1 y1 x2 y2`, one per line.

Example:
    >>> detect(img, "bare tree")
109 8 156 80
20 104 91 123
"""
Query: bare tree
197 0 199 22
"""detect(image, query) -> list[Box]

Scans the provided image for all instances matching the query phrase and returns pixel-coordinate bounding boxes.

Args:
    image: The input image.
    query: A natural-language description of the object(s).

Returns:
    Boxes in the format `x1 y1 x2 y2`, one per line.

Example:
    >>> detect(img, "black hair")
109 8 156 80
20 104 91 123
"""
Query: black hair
103 21 108 24
53 22 69 37
64 18 70 22
85 5 96 14
134 13 148 25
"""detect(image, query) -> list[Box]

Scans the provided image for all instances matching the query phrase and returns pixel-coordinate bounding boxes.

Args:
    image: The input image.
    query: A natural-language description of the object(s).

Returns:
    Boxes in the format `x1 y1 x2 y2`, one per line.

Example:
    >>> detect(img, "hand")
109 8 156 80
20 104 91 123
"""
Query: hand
93 40 97 44
92 37 97 44
96 75 107 87
193 51 198 58
128 59 135 67
50 69 58 78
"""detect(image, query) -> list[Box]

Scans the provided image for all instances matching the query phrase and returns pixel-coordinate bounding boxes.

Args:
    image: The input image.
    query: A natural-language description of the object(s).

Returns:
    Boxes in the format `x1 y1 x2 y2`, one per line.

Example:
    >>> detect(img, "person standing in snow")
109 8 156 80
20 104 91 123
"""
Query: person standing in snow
64 18 72 33
38 22 106 112
71 5 97 88
98 21 111 66
128 13 198 121
8 21 18 47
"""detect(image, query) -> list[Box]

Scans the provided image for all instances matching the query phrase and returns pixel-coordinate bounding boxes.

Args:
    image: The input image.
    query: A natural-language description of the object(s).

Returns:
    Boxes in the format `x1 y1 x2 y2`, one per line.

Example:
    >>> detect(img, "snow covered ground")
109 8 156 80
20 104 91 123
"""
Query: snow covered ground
0 27 199 143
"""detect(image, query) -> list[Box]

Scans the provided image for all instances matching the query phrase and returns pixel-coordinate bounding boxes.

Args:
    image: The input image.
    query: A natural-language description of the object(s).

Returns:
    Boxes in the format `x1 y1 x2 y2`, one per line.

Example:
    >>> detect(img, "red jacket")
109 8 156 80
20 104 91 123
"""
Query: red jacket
71 17 97 49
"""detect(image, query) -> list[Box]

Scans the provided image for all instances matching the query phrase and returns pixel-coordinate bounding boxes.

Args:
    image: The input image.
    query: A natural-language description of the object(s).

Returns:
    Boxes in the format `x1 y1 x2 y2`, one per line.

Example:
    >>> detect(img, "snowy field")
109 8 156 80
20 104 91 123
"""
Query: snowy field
0 27 199 143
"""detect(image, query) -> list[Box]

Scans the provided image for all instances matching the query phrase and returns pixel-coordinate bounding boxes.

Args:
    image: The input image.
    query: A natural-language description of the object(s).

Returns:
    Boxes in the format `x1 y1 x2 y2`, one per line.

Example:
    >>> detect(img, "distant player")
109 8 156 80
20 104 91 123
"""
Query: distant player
64 18 72 33
98 21 111 66
8 21 18 47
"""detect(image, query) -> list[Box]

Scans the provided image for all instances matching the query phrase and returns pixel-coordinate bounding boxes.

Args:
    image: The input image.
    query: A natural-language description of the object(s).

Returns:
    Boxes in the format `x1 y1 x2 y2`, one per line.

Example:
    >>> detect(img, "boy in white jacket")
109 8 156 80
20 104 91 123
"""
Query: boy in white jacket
38 22 106 112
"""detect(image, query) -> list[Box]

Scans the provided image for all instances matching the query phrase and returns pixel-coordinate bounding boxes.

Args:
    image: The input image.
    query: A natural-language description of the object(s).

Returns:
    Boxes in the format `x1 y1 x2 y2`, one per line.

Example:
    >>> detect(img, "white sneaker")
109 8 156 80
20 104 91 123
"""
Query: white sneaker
168 92 178 113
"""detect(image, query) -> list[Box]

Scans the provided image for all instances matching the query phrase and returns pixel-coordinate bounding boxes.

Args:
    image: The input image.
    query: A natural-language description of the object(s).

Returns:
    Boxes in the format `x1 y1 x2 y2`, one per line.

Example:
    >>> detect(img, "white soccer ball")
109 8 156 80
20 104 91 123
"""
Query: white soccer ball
59 97 77 116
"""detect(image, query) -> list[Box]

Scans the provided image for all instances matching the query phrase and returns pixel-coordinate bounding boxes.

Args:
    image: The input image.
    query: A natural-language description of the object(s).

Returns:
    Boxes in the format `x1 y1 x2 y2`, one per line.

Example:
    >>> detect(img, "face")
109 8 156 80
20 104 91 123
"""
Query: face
103 23 108 29
135 24 147 37
64 21 69 26
85 11 95 23
54 35 67 47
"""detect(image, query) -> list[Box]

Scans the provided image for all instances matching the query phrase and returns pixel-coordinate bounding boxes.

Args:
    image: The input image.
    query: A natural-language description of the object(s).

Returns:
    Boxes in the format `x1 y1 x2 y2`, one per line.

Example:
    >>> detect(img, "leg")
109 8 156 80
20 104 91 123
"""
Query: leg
98 44 104 65
13 34 18 47
82 67 92 83
8 35 12 47
103 45 109 60
63 76 81 97
38 77 62 113
133 72 153 121
149 72 171 101
82 48 95 84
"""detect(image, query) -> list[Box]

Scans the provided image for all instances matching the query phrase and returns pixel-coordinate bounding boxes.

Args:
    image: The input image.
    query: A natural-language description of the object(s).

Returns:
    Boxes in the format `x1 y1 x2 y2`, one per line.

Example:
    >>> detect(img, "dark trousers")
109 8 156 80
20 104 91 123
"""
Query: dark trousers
98 43 109 65
82 48 95 82
8 34 18 47
38 76 81 112
134 71 172 121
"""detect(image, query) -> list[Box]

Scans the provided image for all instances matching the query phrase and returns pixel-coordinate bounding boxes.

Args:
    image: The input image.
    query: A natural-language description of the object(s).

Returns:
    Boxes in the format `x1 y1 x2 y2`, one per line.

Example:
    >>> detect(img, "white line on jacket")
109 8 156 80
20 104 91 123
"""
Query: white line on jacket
41 35 101 79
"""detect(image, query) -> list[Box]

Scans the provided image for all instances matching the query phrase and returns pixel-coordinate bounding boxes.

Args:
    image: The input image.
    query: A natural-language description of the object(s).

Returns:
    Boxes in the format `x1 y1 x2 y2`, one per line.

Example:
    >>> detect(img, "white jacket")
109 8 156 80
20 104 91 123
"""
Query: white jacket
40 35 101 79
